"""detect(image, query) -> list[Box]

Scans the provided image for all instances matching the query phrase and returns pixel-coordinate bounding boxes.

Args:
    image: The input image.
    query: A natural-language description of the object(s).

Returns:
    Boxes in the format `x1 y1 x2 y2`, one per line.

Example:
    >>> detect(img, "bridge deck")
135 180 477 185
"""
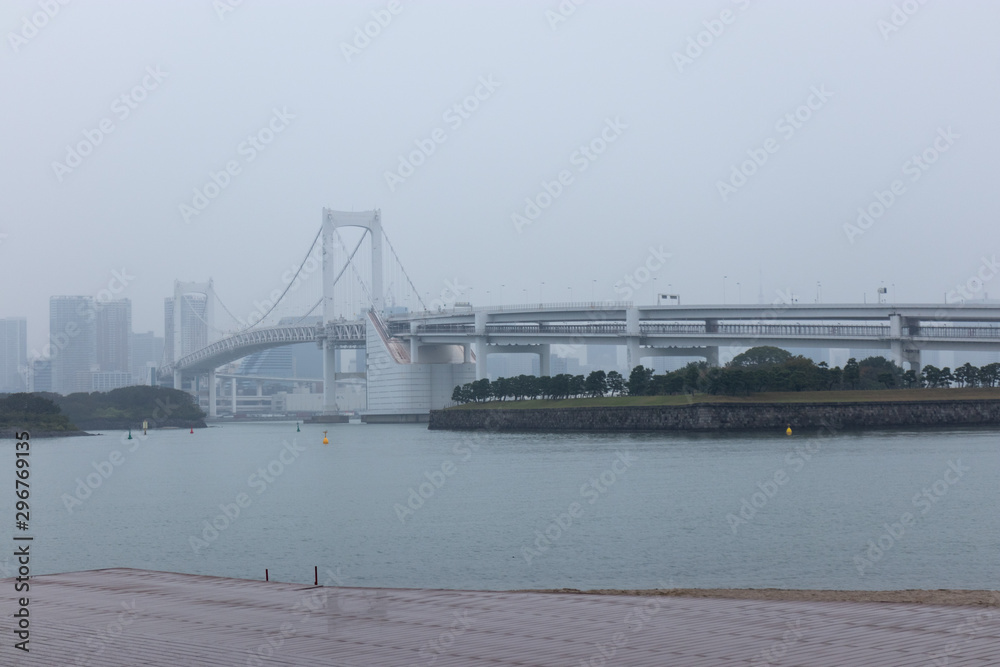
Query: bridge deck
5 568 997 666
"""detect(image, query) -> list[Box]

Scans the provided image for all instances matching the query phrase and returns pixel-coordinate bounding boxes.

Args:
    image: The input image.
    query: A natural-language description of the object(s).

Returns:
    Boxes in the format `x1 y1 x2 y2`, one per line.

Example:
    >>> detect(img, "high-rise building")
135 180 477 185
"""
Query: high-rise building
49 296 96 394
0 317 27 392
96 299 131 374
131 331 164 384
30 359 52 393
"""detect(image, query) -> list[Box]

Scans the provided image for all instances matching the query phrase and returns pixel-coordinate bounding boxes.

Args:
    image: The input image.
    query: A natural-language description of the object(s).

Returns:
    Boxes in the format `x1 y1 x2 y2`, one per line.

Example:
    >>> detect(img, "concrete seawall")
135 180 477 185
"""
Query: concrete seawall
428 400 1000 432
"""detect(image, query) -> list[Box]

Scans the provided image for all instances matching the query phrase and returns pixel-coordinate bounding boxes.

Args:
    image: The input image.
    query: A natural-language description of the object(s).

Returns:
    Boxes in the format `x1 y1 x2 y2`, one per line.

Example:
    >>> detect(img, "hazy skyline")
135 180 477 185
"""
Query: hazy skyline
3 0 999 354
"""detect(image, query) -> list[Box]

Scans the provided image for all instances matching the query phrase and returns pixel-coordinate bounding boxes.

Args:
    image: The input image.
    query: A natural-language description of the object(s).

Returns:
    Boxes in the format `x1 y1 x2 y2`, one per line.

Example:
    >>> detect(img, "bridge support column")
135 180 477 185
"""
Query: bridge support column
538 345 551 377
625 307 641 370
462 344 472 364
208 370 217 418
322 341 338 413
231 378 237 414
704 347 720 367
475 337 488 380
410 321 420 363
173 370 182 391
474 310 489 380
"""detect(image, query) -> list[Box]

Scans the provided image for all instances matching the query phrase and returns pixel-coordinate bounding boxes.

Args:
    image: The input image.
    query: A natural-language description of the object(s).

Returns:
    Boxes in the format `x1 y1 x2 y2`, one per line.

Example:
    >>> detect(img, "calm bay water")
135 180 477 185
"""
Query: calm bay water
5 422 998 591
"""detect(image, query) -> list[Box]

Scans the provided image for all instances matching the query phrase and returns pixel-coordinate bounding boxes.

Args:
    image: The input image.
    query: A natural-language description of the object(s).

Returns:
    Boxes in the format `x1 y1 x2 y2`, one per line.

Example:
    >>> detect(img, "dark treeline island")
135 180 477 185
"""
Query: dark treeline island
451 346 1000 404
0 386 206 437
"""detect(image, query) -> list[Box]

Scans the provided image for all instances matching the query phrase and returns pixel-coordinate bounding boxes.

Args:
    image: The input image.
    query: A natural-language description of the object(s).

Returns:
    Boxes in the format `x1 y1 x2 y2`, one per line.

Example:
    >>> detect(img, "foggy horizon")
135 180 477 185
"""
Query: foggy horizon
3 1 999 354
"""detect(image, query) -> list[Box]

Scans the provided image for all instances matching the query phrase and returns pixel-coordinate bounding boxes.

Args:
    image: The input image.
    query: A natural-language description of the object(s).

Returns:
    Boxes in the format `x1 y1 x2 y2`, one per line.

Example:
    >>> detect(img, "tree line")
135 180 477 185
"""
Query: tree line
0 393 78 431
451 346 1000 403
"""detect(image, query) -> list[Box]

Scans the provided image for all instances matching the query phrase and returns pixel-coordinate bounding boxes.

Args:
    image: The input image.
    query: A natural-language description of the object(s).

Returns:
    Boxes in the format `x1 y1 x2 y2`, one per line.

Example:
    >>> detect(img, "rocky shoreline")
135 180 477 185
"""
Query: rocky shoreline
430 398 1000 432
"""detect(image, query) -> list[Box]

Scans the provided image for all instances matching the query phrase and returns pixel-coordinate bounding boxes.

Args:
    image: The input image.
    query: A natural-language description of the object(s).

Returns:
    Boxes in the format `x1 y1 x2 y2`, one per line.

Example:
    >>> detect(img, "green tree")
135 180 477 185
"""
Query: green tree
842 358 861 389
606 371 625 396
626 365 654 396
728 346 793 368
585 370 608 397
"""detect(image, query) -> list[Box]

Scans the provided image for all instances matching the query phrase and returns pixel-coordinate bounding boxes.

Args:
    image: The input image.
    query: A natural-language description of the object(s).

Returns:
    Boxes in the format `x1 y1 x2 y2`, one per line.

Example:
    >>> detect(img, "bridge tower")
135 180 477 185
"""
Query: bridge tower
321 209 384 413
168 280 217 406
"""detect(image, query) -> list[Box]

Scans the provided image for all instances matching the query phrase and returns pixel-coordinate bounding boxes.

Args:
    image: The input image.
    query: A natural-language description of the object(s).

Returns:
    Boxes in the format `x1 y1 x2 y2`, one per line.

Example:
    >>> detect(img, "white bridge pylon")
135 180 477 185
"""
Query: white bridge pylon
321 209 383 413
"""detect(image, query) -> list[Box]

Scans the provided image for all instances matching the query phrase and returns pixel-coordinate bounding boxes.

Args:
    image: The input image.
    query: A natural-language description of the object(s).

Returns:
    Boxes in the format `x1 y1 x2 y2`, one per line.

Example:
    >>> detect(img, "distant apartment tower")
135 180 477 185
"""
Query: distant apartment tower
0 317 27 392
131 332 164 385
96 299 131 375
49 296 96 394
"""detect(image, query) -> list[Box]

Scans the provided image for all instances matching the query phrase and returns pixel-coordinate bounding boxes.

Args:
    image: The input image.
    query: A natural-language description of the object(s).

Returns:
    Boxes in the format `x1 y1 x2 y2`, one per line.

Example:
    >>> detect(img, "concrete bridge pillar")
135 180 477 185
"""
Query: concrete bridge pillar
208 370 217 418
173 370 182 390
231 378 237 414
475 337 488 379
322 340 338 413
474 310 489 380
704 318 720 367
410 321 420 364
539 344 551 377
462 343 472 364
625 307 640 370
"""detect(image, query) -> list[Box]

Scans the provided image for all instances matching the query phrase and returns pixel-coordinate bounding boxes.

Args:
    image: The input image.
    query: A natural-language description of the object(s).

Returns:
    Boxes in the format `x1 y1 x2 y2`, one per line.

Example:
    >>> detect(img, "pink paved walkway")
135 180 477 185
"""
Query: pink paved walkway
2 569 998 666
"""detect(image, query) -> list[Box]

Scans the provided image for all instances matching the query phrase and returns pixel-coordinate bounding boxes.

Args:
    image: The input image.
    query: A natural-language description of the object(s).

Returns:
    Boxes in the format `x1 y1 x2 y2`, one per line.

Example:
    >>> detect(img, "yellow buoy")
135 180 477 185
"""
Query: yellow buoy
786 425 792 436
322 430 329 445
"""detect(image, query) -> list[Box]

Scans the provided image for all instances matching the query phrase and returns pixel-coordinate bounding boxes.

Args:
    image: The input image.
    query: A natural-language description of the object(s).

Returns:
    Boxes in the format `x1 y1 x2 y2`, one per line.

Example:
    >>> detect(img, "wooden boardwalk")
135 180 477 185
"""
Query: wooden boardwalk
2 569 998 666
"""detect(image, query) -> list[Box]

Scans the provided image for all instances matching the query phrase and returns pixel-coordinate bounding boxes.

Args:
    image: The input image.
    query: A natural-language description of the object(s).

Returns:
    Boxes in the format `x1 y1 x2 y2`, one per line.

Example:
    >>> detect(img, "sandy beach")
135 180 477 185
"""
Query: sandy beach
522 587 1000 607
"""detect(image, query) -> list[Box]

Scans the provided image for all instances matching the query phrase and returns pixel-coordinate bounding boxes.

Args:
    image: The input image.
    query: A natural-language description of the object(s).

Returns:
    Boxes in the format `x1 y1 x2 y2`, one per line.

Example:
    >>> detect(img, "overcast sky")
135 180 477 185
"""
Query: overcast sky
3 0 999 353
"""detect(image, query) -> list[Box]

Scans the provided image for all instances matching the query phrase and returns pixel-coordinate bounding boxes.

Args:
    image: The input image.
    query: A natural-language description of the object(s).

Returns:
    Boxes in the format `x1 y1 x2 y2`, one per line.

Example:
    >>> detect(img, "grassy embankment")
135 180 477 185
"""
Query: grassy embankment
447 387 1000 410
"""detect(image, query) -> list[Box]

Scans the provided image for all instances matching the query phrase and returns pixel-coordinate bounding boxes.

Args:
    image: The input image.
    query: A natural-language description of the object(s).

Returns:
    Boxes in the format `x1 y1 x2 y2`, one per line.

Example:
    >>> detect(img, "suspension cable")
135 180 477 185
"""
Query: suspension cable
335 228 374 310
382 227 428 311
242 225 323 329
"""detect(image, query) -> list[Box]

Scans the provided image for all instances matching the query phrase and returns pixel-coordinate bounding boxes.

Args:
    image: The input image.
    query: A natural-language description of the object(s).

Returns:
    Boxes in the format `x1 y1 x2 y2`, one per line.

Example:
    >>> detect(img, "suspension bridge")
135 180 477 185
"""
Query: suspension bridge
160 209 1000 421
